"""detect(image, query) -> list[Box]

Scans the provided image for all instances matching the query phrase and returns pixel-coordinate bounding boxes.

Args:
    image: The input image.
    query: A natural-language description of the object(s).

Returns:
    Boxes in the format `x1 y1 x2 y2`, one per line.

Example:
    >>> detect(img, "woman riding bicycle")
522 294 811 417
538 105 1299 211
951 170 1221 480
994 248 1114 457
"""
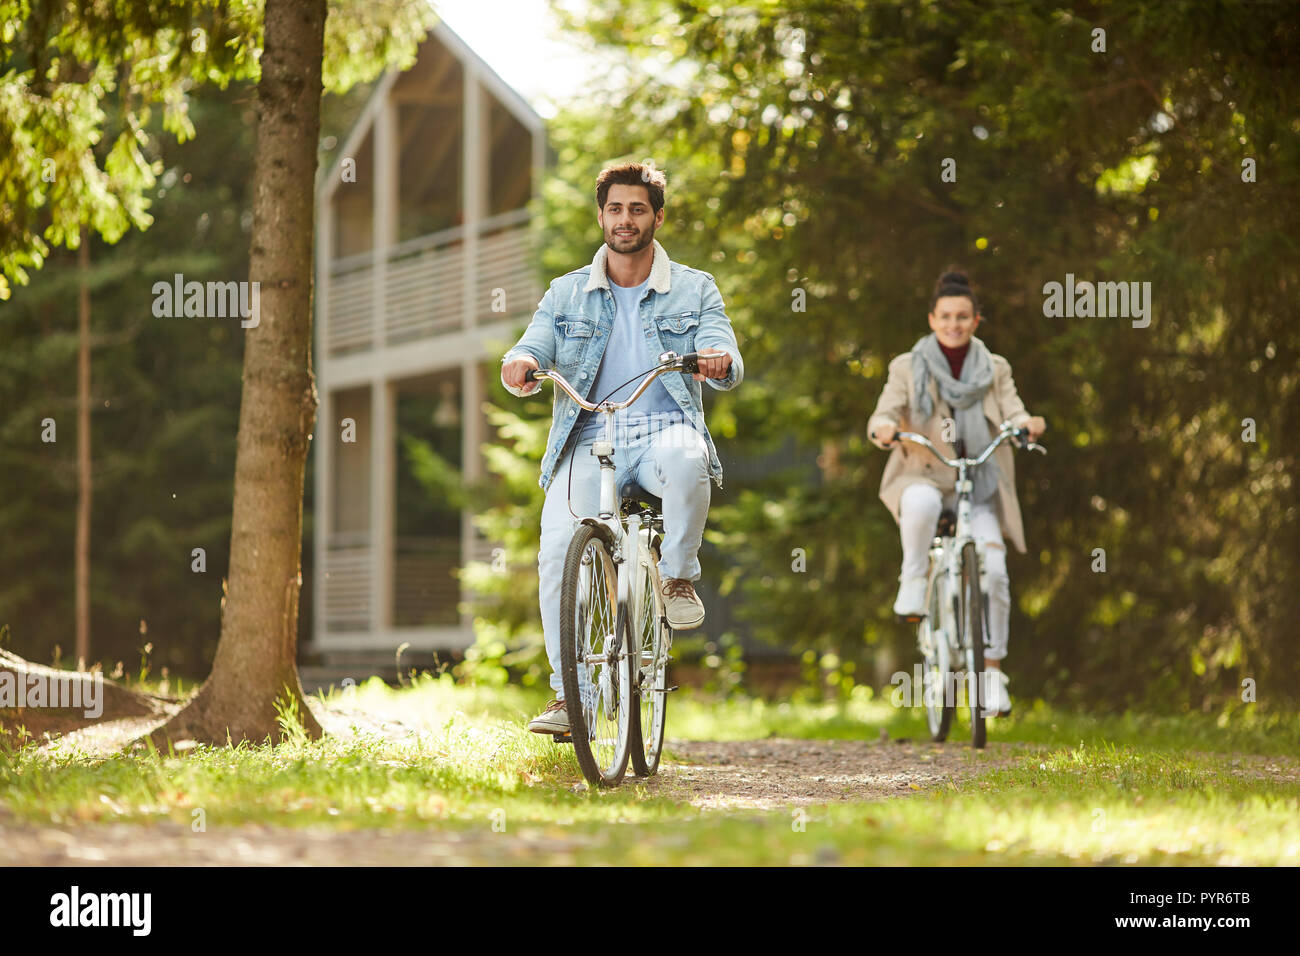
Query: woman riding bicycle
867 269 1045 717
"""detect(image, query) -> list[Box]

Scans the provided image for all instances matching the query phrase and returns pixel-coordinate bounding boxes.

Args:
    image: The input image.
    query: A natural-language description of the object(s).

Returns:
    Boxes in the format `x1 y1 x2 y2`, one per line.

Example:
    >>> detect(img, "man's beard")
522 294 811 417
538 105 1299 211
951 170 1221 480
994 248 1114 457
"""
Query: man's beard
606 224 654 254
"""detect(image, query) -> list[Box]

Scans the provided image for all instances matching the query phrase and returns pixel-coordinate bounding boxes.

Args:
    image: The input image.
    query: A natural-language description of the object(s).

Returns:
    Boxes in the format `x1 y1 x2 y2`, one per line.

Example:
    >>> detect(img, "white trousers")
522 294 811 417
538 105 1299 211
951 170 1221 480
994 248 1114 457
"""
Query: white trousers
898 482 1010 661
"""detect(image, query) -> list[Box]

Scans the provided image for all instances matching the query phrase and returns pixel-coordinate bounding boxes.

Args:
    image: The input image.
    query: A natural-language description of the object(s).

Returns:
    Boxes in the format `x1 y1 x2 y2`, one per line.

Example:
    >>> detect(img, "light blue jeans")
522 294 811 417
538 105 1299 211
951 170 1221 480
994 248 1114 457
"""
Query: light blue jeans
539 419 711 700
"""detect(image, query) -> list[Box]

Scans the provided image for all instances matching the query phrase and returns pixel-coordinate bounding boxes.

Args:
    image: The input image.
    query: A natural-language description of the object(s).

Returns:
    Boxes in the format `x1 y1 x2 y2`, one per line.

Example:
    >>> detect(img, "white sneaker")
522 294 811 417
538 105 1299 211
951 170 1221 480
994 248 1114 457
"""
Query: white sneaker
527 698 570 734
982 669 1011 718
892 576 928 618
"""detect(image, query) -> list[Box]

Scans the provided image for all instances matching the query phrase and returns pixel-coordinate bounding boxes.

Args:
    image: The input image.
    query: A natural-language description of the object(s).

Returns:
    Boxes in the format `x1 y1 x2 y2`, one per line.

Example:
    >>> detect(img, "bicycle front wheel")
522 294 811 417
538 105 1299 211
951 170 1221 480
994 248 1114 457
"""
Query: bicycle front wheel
629 536 669 776
559 523 632 787
960 541 987 750
918 572 954 742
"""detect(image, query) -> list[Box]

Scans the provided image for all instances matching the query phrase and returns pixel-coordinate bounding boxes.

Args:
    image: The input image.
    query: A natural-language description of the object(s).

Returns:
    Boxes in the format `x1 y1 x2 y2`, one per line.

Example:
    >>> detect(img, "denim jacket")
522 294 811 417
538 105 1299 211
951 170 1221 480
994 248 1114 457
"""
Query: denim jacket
501 238 744 492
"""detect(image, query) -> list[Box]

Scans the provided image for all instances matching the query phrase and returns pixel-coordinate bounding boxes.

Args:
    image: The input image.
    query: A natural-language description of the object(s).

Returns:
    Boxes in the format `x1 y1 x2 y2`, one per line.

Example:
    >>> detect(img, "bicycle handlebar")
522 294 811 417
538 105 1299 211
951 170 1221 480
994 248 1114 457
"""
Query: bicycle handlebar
884 421 1047 470
520 351 703 412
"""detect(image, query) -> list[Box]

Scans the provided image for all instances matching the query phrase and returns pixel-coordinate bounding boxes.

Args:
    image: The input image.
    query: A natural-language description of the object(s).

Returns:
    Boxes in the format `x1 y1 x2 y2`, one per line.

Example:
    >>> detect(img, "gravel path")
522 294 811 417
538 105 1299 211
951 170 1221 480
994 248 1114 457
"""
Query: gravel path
643 736 1033 809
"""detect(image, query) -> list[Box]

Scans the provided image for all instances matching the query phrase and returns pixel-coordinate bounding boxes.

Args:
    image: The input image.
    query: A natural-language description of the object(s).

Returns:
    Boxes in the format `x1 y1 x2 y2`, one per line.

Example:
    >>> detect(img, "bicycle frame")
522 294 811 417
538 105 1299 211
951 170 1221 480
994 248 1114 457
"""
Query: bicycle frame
527 350 696 521
896 421 1046 630
894 422 1046 706
525 351 699 706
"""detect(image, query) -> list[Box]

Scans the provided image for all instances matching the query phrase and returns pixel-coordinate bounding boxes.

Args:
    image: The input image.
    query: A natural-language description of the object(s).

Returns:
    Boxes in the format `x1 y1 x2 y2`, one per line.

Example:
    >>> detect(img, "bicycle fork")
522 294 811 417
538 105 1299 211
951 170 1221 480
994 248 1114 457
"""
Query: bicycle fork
943 467 993 708
579 436 634 723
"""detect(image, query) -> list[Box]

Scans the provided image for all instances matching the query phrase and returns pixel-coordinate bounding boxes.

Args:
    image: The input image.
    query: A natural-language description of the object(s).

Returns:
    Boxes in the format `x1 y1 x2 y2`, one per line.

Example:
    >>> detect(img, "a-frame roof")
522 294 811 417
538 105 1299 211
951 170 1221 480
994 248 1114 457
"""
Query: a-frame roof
319 17 544 201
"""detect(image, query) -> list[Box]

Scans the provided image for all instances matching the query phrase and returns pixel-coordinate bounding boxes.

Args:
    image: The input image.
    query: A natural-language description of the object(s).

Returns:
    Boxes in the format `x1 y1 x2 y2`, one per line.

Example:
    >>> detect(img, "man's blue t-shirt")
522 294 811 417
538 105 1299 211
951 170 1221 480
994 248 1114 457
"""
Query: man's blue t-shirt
575 275 687 443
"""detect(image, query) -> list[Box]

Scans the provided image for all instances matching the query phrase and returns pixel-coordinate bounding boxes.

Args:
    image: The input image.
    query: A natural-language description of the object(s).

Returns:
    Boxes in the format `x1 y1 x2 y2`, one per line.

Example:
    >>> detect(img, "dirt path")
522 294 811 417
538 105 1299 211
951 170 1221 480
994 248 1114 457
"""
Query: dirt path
643 736 1033 809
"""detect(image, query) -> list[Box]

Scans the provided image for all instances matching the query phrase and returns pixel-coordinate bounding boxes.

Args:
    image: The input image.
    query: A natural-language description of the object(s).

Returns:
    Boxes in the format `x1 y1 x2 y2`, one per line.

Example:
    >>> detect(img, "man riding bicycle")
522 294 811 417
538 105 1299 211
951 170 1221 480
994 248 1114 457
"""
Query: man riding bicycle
500 161 744 735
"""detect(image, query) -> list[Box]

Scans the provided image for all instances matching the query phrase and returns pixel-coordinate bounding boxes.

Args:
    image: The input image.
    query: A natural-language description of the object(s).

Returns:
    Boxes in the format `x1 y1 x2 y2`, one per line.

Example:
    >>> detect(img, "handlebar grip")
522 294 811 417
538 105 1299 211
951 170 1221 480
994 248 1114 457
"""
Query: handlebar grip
1008 426 1046 454
679 352 700 374
523 368 538 382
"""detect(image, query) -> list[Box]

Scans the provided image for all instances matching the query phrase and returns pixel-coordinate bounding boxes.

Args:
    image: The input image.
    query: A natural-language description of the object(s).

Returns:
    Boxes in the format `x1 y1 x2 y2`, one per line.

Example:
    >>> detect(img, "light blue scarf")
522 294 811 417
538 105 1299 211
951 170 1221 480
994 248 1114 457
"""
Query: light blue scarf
911 333 1001 504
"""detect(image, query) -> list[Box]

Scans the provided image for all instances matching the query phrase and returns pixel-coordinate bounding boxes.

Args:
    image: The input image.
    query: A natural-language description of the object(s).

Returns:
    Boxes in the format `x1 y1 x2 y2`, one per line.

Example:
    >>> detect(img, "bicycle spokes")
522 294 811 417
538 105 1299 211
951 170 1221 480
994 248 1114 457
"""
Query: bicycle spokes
629 539 669 776
578 544 619 740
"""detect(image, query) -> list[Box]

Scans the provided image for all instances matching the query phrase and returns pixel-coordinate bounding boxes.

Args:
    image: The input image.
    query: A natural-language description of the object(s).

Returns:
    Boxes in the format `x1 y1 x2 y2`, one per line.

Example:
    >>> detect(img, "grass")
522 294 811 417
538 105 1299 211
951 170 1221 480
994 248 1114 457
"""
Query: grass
666 685 1300 755
0 674 1296 865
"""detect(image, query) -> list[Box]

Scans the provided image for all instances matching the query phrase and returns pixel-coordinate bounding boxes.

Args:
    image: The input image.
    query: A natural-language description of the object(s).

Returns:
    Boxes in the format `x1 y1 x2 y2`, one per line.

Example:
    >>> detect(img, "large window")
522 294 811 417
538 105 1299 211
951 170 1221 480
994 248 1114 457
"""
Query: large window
393 370 463 627
487 89 531 216
395 43 464 242
332 130 374 259
331 387 372 537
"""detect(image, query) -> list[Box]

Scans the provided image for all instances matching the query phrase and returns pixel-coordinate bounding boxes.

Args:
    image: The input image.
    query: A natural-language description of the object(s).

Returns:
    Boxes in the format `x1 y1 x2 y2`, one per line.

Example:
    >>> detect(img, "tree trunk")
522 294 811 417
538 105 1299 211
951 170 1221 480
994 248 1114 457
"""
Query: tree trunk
76 225 91 668
153 0 327 746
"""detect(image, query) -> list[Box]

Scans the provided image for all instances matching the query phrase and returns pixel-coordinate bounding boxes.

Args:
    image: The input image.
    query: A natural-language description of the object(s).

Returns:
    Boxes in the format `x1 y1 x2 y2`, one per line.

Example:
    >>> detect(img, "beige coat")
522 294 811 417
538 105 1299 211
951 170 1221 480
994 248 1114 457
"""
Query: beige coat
866 347 1034 553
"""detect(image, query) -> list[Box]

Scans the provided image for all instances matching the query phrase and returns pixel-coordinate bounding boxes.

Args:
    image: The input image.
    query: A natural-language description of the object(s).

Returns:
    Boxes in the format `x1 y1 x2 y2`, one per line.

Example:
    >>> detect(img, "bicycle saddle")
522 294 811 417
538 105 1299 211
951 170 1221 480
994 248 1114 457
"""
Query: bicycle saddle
619 479 663 514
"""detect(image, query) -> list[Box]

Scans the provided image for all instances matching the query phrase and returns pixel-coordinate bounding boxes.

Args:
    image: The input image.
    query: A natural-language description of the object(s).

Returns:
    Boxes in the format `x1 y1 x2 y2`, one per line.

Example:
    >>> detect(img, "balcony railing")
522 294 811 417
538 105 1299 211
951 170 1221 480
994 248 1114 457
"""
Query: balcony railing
322 532 499 634
322 540 371 633
325 208 536 358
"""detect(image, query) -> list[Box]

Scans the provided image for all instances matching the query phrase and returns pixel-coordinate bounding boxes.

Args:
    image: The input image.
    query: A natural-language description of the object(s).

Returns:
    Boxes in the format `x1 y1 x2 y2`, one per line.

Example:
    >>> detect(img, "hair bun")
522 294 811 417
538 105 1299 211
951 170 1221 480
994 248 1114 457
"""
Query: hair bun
929 268 980 313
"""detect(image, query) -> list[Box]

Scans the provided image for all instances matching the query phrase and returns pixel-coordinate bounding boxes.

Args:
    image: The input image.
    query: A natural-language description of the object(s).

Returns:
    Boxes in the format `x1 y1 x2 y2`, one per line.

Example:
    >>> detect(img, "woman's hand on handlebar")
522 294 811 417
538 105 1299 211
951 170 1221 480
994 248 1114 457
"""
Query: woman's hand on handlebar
502 355 540 395
1024 416 1046 442
870 422 897 449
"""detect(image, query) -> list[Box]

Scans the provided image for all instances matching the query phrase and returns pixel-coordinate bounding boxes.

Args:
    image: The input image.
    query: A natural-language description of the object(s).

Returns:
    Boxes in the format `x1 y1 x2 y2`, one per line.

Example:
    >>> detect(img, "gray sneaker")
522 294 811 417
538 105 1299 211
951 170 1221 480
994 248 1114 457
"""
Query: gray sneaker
528 698 570 734
662 577 705 630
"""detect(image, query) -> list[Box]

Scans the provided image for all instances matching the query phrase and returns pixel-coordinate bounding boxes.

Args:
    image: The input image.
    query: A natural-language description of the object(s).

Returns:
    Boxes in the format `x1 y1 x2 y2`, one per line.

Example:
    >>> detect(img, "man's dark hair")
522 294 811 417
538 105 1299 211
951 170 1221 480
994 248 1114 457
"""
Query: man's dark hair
595 162 667 215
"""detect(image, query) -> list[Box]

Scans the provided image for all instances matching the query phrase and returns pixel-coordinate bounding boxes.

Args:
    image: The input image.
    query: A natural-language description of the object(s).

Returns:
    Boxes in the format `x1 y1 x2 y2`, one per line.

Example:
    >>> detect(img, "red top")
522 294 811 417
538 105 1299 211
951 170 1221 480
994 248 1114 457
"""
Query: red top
939 341 969 379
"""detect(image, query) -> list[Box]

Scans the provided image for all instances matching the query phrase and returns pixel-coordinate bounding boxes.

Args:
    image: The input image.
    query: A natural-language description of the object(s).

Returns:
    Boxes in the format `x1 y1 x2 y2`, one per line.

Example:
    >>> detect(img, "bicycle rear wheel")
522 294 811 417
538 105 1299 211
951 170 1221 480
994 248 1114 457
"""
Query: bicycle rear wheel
629 535 669 776
960 541 987 749
559 523 632 786
918 571 954 742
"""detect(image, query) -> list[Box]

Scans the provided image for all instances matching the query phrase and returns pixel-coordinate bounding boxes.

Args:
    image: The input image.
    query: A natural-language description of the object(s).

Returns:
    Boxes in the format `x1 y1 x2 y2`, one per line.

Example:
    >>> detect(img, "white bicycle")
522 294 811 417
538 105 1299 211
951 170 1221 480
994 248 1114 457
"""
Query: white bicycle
522 352 698 785
885 422 1045 749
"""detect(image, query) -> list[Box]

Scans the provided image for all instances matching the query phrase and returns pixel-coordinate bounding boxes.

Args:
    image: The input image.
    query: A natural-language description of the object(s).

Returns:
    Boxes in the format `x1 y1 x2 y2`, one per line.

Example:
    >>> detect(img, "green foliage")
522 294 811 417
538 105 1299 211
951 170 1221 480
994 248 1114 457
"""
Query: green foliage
0 1 433 672
548 0 1300 712
273 685 311 747
0 83 254 675
0 0 435 297
453 398 553 686
394 372 555 684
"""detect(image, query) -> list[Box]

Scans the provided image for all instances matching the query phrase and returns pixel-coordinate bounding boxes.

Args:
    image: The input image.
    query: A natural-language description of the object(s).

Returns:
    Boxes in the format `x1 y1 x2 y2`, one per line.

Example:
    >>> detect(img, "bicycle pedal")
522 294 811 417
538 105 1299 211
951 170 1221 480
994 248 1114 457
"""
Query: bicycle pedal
897 613 925 624
551 733 574 745
665 685 680 693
